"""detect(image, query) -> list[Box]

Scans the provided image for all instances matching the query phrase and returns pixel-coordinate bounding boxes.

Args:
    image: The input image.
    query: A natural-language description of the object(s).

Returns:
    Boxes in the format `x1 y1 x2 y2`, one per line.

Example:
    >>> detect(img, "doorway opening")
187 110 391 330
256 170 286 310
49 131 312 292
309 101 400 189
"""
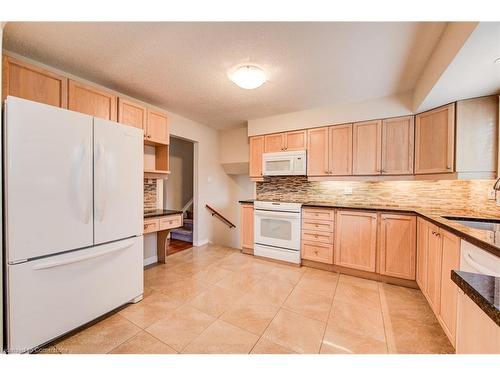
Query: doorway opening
163 136 194 255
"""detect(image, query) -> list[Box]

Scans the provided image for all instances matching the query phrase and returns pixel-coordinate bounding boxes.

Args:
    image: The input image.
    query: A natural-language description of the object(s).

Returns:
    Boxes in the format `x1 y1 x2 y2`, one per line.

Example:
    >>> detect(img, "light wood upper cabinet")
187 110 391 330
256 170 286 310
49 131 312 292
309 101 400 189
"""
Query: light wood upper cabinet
307 127 329 176
264 133 286 152
118 98 147 131
426 222 443 314
68 79 117 121
285 130 307 151
2 55 68 108
415 104 455 174
381 116 414 175
439 229 460 345
416 217 429 294
379 214 416 280
329 124 353 175
146 108 169 145
335 210 377 272
353 120 382 175
240 204 254 251
249 136 265 177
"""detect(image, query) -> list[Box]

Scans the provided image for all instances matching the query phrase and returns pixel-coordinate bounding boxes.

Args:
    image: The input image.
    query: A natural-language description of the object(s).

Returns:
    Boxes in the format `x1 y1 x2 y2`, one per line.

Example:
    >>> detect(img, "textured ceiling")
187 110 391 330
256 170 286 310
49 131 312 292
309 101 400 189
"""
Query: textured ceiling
4 22 446 129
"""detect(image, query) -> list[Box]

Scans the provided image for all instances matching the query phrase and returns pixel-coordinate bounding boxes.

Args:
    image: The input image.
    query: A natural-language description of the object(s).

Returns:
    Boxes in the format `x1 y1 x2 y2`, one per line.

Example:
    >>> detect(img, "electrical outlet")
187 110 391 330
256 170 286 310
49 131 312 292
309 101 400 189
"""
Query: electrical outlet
488 190 496 200
343 187 353 195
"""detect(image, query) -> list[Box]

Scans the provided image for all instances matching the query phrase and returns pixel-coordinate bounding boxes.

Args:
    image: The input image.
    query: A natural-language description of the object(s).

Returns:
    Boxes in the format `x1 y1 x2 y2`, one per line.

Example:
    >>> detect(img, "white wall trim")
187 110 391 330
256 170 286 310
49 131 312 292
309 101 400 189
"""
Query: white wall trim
193 239 209 247
144 255 158 267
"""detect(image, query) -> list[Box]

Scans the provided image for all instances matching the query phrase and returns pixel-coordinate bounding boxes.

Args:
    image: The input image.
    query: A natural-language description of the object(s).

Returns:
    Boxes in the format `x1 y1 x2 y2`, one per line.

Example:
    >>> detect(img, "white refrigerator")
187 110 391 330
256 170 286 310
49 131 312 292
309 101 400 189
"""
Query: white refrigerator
4 96 144 353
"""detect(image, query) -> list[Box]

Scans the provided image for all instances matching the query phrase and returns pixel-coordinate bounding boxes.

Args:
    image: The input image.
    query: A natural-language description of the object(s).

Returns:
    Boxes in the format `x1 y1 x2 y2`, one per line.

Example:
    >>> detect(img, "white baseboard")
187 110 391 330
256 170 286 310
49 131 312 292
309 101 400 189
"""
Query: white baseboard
193 239 209 247
144 255 158 267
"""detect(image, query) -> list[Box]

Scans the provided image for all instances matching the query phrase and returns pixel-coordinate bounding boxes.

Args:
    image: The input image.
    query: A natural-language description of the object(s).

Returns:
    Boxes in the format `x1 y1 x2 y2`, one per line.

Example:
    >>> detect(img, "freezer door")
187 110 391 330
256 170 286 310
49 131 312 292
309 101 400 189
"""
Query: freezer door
93 118 143 244
5 97 94 263
7 236 144 353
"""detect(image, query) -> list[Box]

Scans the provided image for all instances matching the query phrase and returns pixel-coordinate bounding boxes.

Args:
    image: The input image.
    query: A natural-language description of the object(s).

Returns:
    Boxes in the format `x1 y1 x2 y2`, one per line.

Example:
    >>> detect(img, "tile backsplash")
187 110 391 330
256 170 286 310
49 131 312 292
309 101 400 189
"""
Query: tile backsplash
144 179 157 211
256 177 500 216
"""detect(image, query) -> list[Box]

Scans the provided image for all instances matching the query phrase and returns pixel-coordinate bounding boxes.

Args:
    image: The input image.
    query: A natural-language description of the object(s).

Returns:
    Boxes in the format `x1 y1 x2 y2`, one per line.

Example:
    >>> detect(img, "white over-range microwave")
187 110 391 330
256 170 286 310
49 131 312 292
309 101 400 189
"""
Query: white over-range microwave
262 150 307 176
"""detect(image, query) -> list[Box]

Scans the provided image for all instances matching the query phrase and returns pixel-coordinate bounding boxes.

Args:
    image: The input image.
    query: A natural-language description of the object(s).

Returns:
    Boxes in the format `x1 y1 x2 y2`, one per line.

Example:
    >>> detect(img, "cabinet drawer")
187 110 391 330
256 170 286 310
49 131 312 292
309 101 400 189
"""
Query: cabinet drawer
159 215 183 230
301 241 334 264
143 219 159 234
302 208 335 221
301 230 334 244
302 218 334 232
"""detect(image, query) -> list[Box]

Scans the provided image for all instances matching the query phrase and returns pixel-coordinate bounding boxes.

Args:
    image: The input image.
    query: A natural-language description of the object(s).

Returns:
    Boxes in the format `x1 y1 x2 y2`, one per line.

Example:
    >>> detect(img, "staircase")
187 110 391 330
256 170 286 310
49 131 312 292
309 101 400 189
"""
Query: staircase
171 210 193 243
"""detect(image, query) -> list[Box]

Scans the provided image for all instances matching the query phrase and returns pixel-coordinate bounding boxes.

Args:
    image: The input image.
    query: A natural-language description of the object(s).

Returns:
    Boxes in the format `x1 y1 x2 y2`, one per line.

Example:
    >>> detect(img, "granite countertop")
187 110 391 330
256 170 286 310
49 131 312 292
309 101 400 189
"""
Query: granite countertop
241 199 500 257
144 209 183 219
451 270 500 327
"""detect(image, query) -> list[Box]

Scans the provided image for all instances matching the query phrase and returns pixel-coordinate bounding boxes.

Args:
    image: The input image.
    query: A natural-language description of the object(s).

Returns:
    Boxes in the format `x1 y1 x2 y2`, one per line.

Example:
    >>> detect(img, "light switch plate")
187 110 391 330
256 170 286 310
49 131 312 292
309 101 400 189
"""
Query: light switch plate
343 187 353 195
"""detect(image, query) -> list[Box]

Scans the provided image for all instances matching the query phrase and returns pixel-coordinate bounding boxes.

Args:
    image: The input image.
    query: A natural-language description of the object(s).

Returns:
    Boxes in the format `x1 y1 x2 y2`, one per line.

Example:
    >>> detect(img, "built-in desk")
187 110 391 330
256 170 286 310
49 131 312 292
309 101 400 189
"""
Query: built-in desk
144 210 183 263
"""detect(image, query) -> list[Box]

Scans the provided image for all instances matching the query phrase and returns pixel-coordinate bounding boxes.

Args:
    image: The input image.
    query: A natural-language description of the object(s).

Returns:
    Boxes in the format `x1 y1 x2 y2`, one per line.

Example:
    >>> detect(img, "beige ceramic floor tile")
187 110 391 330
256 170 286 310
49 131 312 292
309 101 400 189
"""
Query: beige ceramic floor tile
55 314 141 354
239 260 276 277
160 277 208 303
244 279 296 306
192 265 234 285
334 280 381 311
320 323 388 354
119 292 182 328
109 331 177 354
220 297 280 336
338 274 379 291
182 320 259 354
263 309 326 354
146 305 216 352
283 288 332 322
189 285 245 317
216 252 254 272
294 271 338 299
145 271 189 290
250 337 297 354
264 265 305 285
215 272 263 291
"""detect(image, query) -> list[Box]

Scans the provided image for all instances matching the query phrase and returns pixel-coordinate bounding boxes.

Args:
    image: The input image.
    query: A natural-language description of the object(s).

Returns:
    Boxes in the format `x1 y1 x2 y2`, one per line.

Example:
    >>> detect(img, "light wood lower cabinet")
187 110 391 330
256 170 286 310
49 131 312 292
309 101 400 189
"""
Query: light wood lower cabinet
456 291 500 353
417 218 461 347
302 242 334 264
68 79 117 121
335 210 377 272
240 204 254 252
2 55 68 108
379 214 416 280
249 136 264 178
301 207 334 264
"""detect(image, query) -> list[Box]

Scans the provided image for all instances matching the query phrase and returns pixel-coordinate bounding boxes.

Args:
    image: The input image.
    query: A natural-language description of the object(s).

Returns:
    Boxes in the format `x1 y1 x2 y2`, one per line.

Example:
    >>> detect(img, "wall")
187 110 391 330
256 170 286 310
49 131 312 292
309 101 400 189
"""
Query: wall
247 92 413 136
164 137 194 211
0 23 4 352
256 177 499 216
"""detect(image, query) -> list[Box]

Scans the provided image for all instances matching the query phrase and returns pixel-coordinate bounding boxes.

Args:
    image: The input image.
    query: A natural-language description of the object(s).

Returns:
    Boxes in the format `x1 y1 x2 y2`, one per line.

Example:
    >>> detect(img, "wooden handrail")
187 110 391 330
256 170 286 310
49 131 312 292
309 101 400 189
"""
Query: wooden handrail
205 204 236 229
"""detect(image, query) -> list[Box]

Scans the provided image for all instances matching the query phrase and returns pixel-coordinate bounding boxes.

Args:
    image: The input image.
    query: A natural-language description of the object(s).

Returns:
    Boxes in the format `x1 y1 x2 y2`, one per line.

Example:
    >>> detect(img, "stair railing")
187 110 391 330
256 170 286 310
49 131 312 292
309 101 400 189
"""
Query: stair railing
205 204 236 229
181 198 193 218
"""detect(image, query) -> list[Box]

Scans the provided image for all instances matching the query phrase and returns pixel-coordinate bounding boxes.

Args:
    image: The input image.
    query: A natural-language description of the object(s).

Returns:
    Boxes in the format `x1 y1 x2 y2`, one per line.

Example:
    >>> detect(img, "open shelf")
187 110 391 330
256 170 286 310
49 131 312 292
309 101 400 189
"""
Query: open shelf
144 144 169 180
144 169 170 179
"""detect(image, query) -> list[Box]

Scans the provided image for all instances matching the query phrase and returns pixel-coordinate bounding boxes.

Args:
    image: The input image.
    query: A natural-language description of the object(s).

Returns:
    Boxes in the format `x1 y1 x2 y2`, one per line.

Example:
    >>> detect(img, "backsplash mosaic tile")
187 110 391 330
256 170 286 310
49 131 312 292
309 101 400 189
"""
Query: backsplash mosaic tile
256 177 500 216
144 179 157 211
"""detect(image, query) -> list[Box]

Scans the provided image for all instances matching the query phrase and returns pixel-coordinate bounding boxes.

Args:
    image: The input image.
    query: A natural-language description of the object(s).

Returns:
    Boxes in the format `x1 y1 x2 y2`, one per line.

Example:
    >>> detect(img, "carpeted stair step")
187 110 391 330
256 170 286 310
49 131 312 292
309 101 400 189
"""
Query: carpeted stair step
171 227 193 242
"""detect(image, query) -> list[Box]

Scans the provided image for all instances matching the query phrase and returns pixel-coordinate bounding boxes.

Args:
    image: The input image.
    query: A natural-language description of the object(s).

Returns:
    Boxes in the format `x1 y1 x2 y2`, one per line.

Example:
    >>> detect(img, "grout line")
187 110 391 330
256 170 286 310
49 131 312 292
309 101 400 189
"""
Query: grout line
378 283 395 354
318 272 339 354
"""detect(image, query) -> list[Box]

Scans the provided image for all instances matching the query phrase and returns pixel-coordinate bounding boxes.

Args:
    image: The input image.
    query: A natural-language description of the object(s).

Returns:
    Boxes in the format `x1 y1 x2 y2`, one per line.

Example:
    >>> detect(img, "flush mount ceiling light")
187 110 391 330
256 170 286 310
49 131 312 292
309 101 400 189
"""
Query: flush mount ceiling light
229 65 267 89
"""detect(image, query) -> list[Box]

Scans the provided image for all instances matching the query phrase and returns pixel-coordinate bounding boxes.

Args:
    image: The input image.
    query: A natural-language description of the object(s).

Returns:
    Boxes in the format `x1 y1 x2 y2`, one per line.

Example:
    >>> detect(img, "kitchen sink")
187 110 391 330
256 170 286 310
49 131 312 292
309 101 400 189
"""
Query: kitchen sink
441 216 500 231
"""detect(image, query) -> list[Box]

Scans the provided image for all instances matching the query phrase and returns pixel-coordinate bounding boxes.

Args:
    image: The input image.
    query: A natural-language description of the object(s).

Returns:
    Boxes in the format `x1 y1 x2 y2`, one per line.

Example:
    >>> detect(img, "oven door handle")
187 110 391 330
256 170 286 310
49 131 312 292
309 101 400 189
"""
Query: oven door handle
254 210 300 219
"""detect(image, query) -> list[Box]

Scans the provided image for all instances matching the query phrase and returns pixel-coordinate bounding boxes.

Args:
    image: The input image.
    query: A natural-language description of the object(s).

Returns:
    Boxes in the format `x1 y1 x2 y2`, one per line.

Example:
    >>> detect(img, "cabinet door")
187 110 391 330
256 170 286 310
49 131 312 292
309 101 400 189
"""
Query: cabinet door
380 214 416 280
456 291 500 354
307 127 329 176
415 104 455 174
416 218 429 294
335 210 377 272
439 229 460 345
381 116 414 175
329 124 353 175
2 55 67 108
240 204 254 250
264 133 286 152
146 109 169 145
68 79 117 121
118 98 147 132
352 120 382 175
285 130 307 151
249 136 265 177
426 224 443 314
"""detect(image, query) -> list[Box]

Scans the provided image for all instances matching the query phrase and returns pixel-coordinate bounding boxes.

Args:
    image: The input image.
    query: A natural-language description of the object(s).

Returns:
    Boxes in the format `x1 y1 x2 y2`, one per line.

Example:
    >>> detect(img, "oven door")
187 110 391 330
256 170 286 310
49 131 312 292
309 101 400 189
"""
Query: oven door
254 209 301 250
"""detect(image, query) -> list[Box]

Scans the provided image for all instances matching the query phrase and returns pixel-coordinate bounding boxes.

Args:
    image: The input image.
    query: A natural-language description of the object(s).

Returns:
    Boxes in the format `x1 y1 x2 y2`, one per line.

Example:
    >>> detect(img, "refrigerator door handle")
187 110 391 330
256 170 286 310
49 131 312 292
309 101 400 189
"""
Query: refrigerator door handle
95 141 107 222
73 141 91 224
32 238 135 270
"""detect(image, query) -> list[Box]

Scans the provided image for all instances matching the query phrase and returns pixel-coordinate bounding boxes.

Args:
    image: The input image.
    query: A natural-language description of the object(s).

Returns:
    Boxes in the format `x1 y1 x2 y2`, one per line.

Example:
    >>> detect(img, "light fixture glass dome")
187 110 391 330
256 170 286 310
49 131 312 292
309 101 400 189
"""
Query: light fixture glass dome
229 65 267 89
